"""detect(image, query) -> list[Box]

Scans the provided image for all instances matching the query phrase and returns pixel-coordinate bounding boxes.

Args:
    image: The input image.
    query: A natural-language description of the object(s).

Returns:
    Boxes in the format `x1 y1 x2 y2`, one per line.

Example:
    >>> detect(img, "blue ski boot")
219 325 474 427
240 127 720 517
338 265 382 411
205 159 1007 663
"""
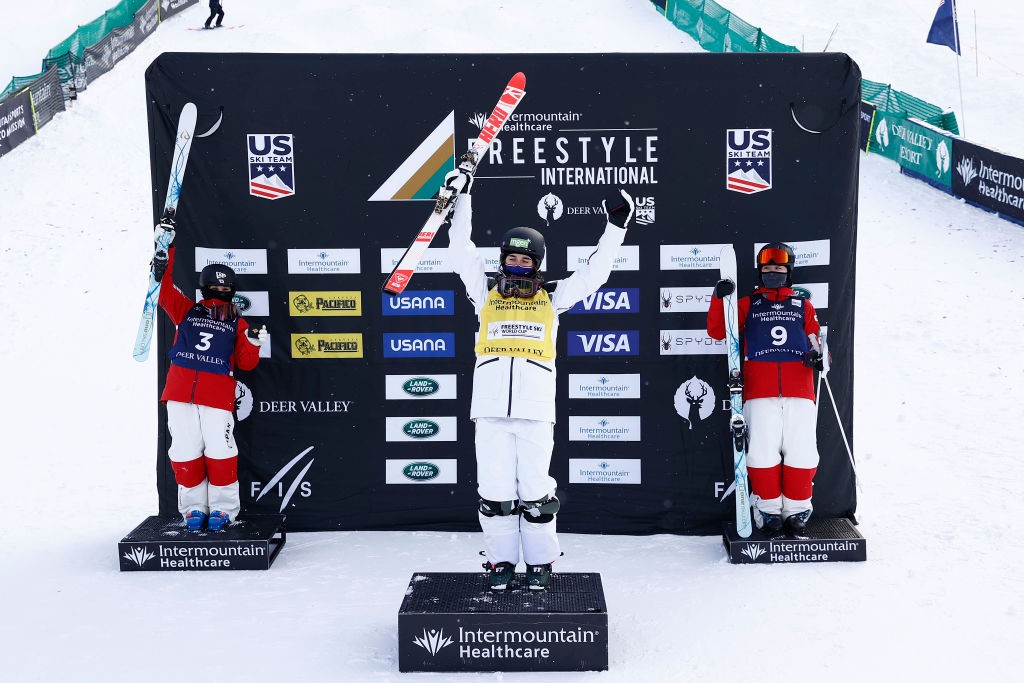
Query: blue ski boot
185 510 207 531
207 511 231 531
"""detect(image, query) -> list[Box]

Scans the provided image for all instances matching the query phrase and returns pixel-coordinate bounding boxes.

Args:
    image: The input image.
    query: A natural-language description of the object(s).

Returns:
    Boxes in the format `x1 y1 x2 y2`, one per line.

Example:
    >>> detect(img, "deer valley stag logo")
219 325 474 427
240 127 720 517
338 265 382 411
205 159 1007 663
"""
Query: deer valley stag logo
234 380 253 421
537 193 563 226
673 376 715 430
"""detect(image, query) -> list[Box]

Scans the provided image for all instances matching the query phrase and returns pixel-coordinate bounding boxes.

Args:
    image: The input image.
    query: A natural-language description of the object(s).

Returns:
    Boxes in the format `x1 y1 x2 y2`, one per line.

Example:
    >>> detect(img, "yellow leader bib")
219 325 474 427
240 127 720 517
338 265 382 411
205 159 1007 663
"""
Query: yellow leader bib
475 289 556 360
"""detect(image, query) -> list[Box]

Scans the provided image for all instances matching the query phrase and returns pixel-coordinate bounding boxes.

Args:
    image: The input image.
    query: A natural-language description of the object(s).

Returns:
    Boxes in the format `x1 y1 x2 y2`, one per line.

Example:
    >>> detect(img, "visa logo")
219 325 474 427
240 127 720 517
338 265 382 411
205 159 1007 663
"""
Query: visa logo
568 288 640 314
381 290 455 316
567 331 640 356
383 333 456 358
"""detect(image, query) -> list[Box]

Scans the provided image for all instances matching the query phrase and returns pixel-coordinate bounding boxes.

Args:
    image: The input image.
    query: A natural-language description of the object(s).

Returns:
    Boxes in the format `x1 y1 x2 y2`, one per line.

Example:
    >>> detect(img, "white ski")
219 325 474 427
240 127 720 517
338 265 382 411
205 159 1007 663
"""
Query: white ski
720 244 752 538
132 102 198 362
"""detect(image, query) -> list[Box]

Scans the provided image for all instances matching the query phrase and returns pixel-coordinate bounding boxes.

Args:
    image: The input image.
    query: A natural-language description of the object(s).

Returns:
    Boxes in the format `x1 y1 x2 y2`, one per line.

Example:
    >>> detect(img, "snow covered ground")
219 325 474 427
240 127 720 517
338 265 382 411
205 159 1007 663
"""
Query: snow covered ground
1 1 1022 681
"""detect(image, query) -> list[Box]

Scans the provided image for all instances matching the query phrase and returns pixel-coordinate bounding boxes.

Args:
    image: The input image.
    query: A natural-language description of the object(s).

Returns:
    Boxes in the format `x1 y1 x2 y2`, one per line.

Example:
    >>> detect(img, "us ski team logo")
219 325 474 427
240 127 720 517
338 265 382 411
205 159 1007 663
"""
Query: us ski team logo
248 133 296 200
726 128 772 194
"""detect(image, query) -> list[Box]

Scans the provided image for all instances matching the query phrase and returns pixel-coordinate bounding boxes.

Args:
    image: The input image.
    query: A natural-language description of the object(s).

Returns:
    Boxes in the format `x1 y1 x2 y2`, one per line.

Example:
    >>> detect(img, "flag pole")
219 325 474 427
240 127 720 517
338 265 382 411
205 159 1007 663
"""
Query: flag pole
953 0 966 136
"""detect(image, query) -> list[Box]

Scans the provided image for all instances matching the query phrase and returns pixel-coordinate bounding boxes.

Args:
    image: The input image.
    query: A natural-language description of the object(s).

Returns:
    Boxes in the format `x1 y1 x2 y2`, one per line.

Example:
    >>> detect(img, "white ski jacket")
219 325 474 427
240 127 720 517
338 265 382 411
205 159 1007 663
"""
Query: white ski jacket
447 196 627 423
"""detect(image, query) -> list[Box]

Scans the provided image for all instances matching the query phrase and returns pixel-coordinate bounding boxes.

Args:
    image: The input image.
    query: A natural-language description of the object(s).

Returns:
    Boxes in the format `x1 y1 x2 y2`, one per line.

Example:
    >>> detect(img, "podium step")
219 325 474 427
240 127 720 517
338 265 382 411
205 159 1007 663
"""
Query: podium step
723 516 866 564
118 514 286 571
398 572 607 672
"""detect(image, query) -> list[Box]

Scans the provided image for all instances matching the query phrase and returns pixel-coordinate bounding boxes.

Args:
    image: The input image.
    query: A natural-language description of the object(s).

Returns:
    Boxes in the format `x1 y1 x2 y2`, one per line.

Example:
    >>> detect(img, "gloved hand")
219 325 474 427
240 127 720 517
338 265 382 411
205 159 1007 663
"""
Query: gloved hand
713 279 735 298
602 188 635 228
443 159 475 195
246 325 269 347
802 349 825 371
153 218 175 246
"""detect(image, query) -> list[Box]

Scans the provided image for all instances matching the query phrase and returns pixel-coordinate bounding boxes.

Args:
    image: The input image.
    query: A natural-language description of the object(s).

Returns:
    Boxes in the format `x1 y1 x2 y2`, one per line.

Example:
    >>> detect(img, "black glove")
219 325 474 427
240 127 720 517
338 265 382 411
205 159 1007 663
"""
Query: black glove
713 279 735 298
802 350 825 371
602 188 634 228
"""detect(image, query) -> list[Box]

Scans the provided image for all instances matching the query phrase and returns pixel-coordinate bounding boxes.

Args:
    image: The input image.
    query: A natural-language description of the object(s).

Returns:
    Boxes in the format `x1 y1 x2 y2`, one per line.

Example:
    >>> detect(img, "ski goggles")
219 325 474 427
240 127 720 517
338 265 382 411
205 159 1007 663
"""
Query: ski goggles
757 247 793 266
495 274 540 298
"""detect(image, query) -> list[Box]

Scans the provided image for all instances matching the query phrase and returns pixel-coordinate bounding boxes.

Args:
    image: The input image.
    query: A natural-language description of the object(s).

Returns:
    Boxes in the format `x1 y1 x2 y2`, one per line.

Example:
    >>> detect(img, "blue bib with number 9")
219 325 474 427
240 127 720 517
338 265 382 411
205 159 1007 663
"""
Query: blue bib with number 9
744 294 809 362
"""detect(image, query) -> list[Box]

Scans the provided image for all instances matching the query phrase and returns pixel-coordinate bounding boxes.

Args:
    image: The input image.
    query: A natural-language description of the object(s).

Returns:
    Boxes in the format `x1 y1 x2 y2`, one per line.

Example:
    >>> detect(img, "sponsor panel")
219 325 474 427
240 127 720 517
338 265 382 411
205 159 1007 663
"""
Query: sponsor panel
659 244 730 270
385 459 458 484
386 374 458 400
658 330 726 355
567 330 639 356
381 247 452 274
291 333 363 359
382 290 456 316
658 286 713 313
569 458 642 484
194 247 269 275
753 239 830 268
567 288 640 314
790 282 830 309
952 138 1024 223
566 245 639 271
384 332 456 358
385 417 458 442
287 248 361 274
568 373 640 399
568 416 641 441
289 291 362 316
193 290 270 317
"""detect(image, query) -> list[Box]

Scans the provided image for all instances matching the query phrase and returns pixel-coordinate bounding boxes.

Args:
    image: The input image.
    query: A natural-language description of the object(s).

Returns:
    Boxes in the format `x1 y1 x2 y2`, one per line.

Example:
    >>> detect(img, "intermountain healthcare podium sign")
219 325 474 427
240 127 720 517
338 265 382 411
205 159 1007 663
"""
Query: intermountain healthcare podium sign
145 52 861 535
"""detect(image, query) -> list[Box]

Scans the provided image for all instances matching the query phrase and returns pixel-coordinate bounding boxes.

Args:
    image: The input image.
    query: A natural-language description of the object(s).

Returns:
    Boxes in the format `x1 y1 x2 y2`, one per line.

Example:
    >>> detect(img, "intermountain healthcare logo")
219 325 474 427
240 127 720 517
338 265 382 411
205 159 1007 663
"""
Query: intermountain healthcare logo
414 628 454 656
252 446 315 512
369 112 454 201
569 458 642 484
740 544 766 561
248 134 295 200
726 128 772 194
287 248 361 274
753 239 830 268
123 546 155 567
194 247 269 275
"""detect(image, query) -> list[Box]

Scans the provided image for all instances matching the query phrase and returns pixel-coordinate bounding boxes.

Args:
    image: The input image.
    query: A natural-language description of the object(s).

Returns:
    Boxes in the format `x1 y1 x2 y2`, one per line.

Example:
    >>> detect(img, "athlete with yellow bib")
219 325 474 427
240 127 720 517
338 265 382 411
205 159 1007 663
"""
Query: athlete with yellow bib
444 165 635 591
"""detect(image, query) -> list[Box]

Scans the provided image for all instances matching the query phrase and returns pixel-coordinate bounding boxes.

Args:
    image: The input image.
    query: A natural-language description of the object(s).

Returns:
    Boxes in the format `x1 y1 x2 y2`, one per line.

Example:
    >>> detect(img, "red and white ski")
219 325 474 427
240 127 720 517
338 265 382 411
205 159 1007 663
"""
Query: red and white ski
382 72 526 296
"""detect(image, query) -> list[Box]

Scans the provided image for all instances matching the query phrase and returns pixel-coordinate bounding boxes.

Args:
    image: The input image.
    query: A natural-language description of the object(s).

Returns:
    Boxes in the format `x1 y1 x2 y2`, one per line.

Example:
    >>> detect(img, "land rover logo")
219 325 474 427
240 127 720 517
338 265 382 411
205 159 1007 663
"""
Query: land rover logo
403 378 440 396
403 462 440 480
403 420 440 438
792 286 812 300
233 294 252 311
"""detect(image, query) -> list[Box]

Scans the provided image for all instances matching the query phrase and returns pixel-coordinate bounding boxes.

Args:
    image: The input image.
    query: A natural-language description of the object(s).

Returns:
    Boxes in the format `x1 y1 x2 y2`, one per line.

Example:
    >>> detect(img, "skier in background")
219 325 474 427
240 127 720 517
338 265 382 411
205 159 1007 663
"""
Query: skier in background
443 162 636 591
707 242 825 539
153 214 267 531
204 0 225 29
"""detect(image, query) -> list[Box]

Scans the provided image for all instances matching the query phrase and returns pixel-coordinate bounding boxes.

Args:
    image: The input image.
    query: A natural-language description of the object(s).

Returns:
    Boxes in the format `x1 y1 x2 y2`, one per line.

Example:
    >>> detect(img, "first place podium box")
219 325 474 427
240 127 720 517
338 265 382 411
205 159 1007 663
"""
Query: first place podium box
118 514 286 571
398 572 608 672
724 517 866 564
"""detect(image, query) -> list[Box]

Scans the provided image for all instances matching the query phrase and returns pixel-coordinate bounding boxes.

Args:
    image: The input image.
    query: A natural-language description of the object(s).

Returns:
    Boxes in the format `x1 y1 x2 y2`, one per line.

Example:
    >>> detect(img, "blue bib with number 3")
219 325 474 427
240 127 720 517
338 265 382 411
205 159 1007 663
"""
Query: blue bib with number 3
169 304 237 375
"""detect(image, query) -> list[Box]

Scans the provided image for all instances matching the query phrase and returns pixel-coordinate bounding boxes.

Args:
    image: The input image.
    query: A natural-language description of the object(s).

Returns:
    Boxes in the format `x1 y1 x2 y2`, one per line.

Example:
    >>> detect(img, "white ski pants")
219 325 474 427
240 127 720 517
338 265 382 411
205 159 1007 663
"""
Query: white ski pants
475 416 560 566
745 396 819 516
166 401 240 520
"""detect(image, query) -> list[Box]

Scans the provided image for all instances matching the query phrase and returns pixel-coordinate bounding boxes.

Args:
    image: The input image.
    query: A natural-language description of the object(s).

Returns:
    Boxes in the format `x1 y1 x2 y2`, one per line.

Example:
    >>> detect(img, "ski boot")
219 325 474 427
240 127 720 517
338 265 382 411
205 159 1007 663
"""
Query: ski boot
784 510 812 539
752 507 783 536
185 510 207 531
526 563 553 591
483 561 516 591
207 511 231 531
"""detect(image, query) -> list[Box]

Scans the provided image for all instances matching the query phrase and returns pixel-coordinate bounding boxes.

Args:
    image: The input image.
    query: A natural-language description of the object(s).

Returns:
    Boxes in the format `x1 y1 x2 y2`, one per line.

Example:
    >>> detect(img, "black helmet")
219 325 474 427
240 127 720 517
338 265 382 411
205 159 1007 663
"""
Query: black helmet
499 227 545 273
199 263 238 302
755 242 796 288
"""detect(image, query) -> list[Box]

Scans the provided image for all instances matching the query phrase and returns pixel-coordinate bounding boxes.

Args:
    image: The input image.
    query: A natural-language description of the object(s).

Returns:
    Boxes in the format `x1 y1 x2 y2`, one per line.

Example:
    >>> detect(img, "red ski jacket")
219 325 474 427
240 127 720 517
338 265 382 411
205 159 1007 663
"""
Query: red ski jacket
707 286 821 401
158 246 260 411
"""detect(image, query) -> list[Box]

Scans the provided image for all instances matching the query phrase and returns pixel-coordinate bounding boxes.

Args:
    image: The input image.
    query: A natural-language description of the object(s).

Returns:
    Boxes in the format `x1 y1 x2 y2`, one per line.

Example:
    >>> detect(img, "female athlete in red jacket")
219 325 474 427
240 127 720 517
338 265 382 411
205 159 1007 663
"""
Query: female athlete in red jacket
708 242 825 538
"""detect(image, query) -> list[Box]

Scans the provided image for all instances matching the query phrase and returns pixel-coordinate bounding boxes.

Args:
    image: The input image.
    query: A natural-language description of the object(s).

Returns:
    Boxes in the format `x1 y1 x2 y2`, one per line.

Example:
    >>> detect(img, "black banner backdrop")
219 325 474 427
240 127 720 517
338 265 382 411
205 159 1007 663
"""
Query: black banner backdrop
952 138 1024 226
0 89 35 158
145 53 860 535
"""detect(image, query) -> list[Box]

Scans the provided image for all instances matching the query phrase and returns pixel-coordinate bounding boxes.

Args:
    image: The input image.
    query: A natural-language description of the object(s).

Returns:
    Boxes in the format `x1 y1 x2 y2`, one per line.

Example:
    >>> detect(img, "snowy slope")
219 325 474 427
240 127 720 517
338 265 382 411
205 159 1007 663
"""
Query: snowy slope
1 1 1022 682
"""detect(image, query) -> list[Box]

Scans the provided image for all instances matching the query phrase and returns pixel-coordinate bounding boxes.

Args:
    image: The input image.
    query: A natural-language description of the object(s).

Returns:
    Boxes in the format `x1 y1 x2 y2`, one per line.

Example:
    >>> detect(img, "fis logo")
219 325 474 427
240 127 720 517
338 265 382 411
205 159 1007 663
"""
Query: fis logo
251 446 315 512
726 128 772 194
383 333 456 358
381 290 455 316
568 331 639 356
567 288 640 314
248 134 295 200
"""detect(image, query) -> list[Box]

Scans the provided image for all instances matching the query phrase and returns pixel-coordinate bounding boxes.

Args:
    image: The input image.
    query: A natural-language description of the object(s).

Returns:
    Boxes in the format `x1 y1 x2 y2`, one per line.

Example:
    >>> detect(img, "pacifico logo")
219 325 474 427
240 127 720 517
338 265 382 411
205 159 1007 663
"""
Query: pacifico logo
291 333 363 358
289 291 362 316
